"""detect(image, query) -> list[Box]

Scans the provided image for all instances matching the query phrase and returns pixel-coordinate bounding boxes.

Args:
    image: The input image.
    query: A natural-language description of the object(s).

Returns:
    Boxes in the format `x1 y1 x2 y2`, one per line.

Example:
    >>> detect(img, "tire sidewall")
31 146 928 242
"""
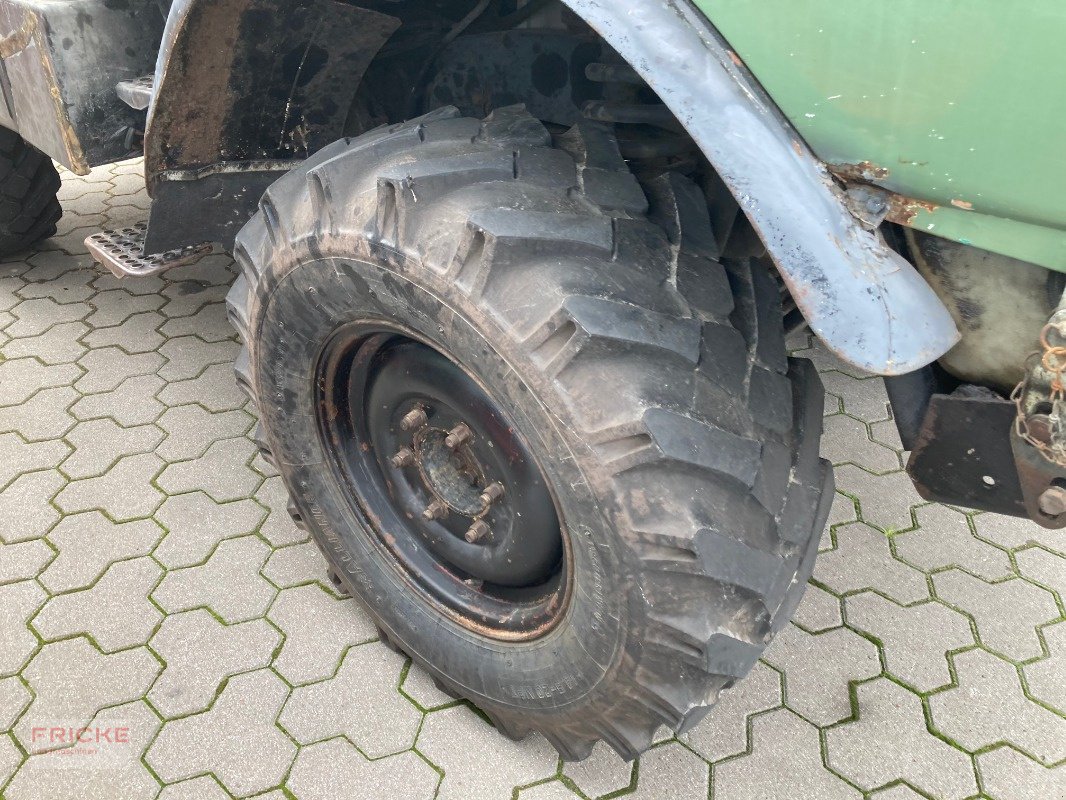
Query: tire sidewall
255 251 640 718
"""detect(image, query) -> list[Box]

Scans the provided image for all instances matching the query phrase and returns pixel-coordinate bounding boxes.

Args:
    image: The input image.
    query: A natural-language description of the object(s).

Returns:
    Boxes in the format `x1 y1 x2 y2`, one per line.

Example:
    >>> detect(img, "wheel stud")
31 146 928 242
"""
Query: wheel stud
480 482 505 507
390 447 415 468
445 423 473 449
465 519 490 543
401 406 428 431
423 499 448 521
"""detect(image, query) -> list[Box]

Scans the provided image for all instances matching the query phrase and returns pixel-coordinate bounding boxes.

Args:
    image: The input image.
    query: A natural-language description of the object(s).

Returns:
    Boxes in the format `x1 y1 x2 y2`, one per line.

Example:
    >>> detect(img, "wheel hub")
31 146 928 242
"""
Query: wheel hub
315 324 569 638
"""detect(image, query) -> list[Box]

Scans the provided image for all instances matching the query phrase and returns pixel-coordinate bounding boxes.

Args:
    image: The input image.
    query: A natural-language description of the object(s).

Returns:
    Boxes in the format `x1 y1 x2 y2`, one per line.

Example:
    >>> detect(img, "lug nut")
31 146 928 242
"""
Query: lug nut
1038 485 1066 517
390 448 415 468
465 519 490 543
401 406 428 431
423 500 448 521
479 482 505 507
445 423 473 449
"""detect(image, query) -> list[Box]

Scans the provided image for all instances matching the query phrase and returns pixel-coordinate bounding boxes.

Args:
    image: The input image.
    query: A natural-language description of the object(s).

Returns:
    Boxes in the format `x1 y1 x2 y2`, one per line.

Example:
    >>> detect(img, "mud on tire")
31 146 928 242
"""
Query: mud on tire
226 106 833 760
0 128 62 257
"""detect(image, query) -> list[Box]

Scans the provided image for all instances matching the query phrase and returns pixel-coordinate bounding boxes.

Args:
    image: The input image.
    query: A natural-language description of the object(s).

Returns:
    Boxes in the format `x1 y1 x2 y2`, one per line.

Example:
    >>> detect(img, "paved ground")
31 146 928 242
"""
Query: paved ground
0 161 1062 800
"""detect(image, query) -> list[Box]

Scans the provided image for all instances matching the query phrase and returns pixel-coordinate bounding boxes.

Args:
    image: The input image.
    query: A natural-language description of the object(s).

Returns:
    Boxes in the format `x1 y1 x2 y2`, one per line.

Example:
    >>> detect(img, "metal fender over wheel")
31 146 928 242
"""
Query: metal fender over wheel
226 106 833 760
0 129 62 257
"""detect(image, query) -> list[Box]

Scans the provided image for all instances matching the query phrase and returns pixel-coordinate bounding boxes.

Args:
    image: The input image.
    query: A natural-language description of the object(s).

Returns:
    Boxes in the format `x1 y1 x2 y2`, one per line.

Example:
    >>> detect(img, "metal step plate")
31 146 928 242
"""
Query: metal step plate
116 75 154 111
85 223 212 278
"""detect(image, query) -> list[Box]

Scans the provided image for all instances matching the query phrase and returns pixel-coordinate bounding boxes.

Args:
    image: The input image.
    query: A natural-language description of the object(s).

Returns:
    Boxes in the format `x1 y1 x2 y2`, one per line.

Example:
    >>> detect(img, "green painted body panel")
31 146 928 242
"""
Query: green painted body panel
695 0 1066 271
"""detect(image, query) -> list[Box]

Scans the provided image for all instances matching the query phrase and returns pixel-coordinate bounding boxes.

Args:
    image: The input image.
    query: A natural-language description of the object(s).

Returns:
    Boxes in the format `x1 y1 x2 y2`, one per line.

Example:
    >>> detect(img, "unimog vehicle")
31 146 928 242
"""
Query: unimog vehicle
2 0 1064 760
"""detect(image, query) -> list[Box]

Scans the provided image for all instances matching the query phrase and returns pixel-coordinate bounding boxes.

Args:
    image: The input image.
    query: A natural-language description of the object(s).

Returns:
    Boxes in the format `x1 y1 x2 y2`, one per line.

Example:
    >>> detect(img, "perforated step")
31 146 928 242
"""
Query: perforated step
85 223 212 278
116 75 154 111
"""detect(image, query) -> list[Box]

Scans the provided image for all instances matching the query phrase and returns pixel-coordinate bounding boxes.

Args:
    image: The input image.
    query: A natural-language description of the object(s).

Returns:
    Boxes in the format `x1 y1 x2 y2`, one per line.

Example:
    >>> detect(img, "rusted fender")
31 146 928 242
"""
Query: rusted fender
565 0 959 375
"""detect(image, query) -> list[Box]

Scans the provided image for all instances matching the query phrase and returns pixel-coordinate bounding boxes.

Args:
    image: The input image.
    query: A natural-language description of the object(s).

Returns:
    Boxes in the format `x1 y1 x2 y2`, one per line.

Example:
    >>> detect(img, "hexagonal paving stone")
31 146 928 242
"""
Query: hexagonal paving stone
146 669 296 798
41 511 163 592
55 452 165 520
152 535 276 623
157 437 261 502
825 678 978 800
158 336 239 382
279 643 422 756
32 557 163 652
845 592 974 692
0 581 46 676
14 638 159 751
715 708 860 800
0 538 53 585
268 584 377 685
626 741 709 799
2 321 88 364
153 491 267 569
255 476 308 547
4 700 160 800
762 623 880 726
83 311 165 354
0 386 78 441
972 511 1065 557
6 297 89 337
977 745 1066 800
790 583 843 632
561 742 633 798
1023 621 1065 714
821 413 901 473
0 469 65 543
70 373 166 427
929 649 1066 765
815 521 929 604
261 541 332 589
61 418 165 479
156 405 252 461
1014 546 1066 605
75 347 163 393
0 676 31 731
0 358 80 407
933 570 1059 661
833 465 924 533
157 775 232 800
0 433 71 493
894 504 1013 581
417 704 558 800
157 362 248 412
148 609 280 718
682 661 782 763
286 738 440 800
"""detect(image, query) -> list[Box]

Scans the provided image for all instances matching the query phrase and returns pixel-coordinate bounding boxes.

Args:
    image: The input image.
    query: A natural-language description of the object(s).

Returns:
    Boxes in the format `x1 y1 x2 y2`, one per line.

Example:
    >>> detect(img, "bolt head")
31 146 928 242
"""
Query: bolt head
423 500 448 521
1038 485 1066 516
465 520 490 543
445 423 473 449
401 407 428 432
391 448 415 468
479 481 505 507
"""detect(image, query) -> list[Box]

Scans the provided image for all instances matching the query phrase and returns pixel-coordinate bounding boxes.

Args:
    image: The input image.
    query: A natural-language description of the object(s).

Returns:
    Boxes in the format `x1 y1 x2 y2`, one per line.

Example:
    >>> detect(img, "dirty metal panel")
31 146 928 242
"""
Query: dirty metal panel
907 391 1026 518
699 0 1066 271
145 0 399 188
144 162 293 254
0 0 163 172
567 0 959 375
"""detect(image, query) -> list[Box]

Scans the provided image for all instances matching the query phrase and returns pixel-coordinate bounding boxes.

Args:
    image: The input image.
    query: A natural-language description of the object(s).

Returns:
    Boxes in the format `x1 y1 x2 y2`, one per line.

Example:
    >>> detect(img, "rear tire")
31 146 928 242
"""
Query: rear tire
0 128 62 257
227 106 833 760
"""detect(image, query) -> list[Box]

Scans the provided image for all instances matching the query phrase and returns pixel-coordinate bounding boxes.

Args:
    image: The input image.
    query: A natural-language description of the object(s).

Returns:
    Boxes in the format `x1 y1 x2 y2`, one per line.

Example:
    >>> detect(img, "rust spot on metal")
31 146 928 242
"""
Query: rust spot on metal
885 195 939 226
950 198 974 211
727 50 744 67
828 161 890 182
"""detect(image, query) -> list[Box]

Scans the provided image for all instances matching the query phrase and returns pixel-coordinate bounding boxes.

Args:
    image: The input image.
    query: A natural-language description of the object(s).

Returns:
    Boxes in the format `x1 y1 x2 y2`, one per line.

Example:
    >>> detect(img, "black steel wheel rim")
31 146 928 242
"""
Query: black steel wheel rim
315 321 570 640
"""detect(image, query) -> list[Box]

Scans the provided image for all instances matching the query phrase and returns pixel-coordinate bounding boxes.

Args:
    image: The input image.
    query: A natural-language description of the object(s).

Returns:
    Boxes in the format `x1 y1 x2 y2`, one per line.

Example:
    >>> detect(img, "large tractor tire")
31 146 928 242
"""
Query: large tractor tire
0 128 62 257
226 106 832 760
